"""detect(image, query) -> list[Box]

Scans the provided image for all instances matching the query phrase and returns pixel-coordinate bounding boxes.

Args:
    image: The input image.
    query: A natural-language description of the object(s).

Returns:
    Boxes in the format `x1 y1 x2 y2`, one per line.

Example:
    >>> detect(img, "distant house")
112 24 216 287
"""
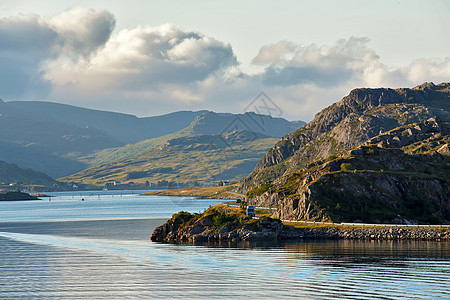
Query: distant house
113 181 121 186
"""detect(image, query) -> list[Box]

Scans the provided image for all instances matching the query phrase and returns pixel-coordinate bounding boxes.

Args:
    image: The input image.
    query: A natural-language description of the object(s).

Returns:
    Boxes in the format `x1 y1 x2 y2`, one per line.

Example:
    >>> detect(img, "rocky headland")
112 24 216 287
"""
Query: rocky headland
242 82 449 225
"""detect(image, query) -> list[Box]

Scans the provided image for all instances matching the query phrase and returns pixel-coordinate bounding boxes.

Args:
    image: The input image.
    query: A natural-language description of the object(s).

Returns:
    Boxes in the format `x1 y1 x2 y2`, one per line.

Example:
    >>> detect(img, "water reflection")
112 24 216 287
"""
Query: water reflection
167 239 450 259
1 226 449 299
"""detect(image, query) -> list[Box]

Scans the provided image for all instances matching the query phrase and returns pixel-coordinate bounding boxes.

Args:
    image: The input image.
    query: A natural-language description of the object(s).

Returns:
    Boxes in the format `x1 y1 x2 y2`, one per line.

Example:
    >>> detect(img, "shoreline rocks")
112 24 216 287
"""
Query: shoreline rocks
280 226 450 241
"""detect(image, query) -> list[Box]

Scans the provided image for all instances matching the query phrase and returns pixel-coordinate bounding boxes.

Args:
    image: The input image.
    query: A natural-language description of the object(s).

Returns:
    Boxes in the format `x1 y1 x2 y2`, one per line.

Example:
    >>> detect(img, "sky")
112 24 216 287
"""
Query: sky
0 0 449 121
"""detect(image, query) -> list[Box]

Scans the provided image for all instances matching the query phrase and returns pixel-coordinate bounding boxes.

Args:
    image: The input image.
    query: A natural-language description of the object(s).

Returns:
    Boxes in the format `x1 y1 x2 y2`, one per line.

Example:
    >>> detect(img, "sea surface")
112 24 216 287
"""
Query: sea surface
0 191 449 299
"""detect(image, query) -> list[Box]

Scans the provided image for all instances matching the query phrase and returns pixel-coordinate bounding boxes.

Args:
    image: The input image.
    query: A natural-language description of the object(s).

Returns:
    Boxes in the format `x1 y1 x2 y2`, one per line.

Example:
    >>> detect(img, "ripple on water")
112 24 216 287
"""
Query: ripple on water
0 227 449 299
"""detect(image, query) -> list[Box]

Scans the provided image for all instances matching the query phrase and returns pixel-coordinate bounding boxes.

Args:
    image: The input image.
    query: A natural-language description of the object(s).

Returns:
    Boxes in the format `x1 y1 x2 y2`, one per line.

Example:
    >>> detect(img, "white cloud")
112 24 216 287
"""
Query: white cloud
253 37 383 87
404 58 450 84
0 7 448 122
251 41 297 65
46 23 238 100
49 6 116 58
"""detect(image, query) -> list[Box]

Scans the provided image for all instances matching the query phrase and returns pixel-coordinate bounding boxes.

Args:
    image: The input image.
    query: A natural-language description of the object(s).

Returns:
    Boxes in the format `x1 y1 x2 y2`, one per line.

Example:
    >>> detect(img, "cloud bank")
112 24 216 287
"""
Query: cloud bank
1 7 449 121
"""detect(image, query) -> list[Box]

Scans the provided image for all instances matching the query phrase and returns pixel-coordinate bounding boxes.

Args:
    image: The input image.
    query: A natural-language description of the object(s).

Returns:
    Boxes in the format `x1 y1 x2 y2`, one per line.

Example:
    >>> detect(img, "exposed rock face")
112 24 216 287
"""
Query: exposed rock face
274 168 449 224
242 82 450 191
249 135 449 224
243 83 450 224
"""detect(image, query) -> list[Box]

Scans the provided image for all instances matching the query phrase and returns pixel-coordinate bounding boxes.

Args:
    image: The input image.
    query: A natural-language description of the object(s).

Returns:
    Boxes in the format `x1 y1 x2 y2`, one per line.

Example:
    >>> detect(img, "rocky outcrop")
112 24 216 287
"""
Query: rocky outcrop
273 168 449 224
151 209 284 243
246 117 450 224
242 82 450 191
242 82 449 225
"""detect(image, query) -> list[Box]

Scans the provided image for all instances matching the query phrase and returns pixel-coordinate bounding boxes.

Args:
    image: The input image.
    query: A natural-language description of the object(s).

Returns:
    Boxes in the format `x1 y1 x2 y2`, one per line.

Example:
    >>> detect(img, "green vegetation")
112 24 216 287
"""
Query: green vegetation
62 131 279 186
170 205 281 233
324 154 338 162
143 184 239 199
340 163 353 172
246 182 272 198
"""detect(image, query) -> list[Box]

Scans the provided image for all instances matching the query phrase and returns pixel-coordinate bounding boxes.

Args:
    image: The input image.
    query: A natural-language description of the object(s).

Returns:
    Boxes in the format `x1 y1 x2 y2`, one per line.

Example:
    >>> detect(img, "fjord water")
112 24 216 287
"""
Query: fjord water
0 192 449 299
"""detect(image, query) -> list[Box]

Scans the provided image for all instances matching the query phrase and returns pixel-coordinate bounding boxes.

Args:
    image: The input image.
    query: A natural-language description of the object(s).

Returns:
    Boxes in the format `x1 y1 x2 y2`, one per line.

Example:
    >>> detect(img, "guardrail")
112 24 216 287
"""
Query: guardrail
224 203 277 211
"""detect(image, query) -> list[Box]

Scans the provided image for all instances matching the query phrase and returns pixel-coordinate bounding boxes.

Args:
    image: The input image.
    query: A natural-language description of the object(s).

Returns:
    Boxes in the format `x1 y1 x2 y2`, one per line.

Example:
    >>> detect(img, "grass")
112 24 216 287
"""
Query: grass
61 134 278 186
169 204 282 233
142 184 240 199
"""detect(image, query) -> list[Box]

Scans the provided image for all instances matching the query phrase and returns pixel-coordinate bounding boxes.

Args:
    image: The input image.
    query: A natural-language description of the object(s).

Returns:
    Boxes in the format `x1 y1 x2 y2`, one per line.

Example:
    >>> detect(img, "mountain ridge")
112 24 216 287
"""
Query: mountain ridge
242 82 450 191
1 99 304 178
243 82 449 224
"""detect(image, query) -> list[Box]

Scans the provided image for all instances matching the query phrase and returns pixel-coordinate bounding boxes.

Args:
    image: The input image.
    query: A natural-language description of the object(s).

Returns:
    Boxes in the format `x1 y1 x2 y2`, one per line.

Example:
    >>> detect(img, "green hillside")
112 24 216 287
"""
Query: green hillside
61 131 279 186
74 111 305 168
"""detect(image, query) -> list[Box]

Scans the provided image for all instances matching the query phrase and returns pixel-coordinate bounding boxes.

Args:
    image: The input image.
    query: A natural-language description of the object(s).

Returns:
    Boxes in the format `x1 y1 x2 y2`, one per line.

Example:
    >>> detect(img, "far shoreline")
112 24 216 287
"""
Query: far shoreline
0 191 40 202
142 184 241 200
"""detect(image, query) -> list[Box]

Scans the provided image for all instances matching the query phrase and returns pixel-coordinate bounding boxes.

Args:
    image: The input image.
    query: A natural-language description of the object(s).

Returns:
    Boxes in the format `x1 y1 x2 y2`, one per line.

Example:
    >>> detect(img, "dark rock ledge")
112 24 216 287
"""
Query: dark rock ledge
0 191 40 201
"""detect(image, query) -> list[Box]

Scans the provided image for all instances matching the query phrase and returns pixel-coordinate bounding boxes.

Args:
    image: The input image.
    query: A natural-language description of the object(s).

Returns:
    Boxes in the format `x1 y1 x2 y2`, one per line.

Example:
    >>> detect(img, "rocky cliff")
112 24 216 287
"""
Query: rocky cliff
242 82 449 191
243 83 450 224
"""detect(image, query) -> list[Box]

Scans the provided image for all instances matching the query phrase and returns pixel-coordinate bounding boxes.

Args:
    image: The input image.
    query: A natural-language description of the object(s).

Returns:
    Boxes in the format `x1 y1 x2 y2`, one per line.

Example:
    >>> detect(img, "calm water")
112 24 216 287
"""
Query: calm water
0 192 449 299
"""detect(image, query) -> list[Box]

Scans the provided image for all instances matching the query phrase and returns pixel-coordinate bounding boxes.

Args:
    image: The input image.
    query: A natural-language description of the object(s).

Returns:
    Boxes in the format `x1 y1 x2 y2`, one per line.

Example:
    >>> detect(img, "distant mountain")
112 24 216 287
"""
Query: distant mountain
73 111 305 168
0 139 87 179
61 130 280 186
0 100 125 177
177 111 305 138
243 82 450 224
0 99 304 178
6 100 207 144
0 160 58 188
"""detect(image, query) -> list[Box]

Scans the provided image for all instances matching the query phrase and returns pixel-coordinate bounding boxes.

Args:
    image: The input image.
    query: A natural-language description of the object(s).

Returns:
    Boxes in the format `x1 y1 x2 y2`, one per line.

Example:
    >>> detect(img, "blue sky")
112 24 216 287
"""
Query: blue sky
0 0 449 121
